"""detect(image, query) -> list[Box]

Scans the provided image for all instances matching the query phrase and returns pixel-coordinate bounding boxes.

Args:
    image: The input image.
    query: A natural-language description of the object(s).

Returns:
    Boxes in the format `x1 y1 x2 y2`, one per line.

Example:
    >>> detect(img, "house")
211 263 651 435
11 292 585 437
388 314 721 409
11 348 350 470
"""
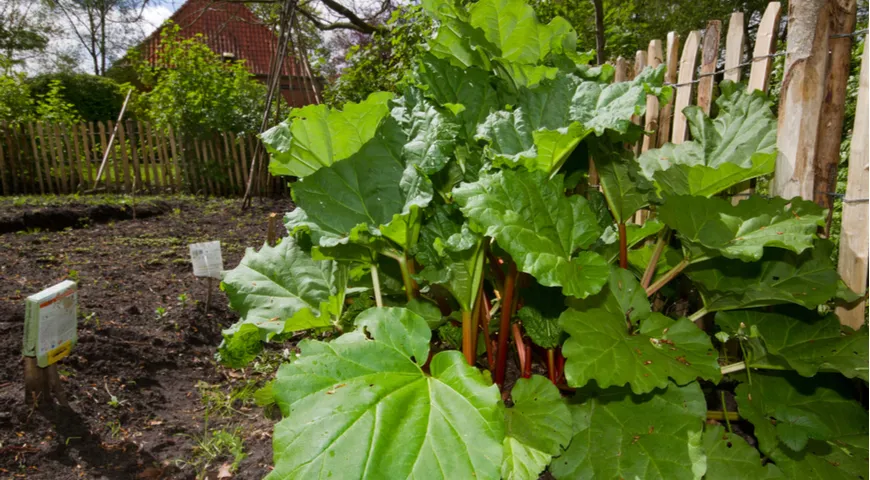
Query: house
136 0 319 107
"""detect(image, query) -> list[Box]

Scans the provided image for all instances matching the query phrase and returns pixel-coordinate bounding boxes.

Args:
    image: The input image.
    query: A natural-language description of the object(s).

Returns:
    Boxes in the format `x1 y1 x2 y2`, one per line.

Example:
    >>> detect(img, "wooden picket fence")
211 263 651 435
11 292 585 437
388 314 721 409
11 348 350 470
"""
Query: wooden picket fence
603 1 868 328
0 120 288 197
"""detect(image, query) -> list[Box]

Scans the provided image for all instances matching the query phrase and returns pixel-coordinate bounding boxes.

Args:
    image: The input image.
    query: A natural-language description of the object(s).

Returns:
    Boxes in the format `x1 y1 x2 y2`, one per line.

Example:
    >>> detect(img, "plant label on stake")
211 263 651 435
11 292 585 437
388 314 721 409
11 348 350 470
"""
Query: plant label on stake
22 280 77 406
189 241 223 314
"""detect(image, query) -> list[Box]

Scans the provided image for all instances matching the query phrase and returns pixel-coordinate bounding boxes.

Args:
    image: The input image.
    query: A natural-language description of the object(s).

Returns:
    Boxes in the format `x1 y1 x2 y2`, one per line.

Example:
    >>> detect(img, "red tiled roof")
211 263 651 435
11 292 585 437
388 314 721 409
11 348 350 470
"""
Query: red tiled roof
139 0 302 77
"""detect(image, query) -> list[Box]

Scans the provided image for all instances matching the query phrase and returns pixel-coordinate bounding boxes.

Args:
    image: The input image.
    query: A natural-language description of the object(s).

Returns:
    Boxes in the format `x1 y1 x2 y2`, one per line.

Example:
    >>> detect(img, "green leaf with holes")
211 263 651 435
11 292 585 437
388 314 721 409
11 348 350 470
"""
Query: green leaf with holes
218 238 345 368
702 425 784 480
453 169 608 298
686 241 841 312
551 381 707 480
638 81 776 197
501 376 573 480
561 309 720 394
659 195 824 262
735 371 868 475
716 309 869 381
264 91 394 177
268 307 504 479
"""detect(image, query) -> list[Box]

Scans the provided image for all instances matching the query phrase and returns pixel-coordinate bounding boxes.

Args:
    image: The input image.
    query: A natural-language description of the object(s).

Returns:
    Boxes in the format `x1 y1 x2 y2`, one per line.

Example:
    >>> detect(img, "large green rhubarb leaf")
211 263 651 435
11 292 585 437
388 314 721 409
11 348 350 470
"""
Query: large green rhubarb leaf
551 382 707 480
567 266 651 326
414 204 486 311
686 242 840 312
702 425 784 479
454 169 608 298
716 309 869 381
517 306 562 349
638 81 776 197
264 91 394 177
269 307 504 479
659 195 825 262
735 372 868 472
502 376 573 480
218 238 345 368
285 117 433 251
393 88 460 175
593 143 656 223
561 309 721 394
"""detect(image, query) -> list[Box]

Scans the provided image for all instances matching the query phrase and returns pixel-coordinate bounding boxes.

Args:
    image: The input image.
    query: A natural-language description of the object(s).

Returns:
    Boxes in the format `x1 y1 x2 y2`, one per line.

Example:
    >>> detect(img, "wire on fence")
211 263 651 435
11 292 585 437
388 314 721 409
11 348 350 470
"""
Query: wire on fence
729 191 869 204
830 29 868 39
665 51 788 87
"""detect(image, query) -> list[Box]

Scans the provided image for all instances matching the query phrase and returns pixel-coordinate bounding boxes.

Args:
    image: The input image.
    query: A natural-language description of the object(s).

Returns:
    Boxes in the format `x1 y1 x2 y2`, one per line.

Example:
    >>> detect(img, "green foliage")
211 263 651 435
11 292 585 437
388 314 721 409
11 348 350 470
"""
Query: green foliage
134 23 267 138
323 5 433 107
34 80 83 124
217 1 868 478
0 68 34 125
27 73 125 122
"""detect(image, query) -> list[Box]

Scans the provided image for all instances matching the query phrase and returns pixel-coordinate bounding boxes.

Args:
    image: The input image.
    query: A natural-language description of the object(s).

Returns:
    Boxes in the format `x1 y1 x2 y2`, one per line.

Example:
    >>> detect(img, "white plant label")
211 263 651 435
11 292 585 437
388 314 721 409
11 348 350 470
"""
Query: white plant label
23 280 78 367
189 241 223 279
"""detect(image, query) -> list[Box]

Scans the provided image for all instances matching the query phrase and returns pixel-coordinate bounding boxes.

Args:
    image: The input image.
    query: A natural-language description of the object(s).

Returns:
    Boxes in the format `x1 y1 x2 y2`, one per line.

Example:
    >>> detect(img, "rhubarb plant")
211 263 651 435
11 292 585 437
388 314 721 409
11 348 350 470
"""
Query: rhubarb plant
219 0 869 478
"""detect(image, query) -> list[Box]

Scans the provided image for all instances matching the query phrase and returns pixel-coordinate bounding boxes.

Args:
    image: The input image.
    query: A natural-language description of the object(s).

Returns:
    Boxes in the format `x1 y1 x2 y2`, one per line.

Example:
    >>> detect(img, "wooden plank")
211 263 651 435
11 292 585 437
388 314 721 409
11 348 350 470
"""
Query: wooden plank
815 0 858 230
79 123 93 187
51 124 68 193
642 40 664 153
118 121 133 193
632 50 648 152
236 132 250 188
26 123 45 194
614 56 628 82
2 122 19 194
87 122 97 187
69 123 85 191
211 135 229 195
773 0 829 200
0 123 8 195
724 12 746 82
127 121 143 192
195 139 213 195
223 133 239 194
836 38 869 329
697 20 721 115
168 127 187 193
12 123 30 194
671 30 701 144
186 133 203 194
134 121 151 190
37 122 58 193
144 122 163 191
657 32 681 147
227 132 245 196
205 138 221 196
157 128 175 192
748 2 783 93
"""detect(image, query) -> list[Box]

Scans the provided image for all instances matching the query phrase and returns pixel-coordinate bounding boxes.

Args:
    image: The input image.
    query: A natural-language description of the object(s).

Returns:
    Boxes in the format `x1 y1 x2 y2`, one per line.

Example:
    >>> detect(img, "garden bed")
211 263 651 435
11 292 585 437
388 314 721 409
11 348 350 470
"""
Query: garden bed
0 195 287 479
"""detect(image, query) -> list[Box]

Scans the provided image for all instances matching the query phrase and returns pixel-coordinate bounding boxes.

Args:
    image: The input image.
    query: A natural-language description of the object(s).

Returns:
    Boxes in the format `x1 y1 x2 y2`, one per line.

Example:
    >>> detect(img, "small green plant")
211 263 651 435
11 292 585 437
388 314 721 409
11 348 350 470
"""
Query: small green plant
105 383 127 408
106 420 123 439
180 427 247 478
67 269 80 282
177 293 190 309
196 380 257 419
81 311 99 328
155 306 168 319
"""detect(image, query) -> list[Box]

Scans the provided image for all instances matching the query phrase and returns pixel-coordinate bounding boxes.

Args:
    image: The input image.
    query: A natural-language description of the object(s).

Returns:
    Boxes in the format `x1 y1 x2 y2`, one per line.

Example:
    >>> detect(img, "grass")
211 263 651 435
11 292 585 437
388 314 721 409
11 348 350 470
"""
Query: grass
179 427 247 479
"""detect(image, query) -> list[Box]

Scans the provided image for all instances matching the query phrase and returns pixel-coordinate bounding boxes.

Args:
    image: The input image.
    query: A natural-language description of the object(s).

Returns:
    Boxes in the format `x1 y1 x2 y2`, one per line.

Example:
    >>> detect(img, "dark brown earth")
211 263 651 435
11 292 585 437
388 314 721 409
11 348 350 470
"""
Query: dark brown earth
0 195 289 479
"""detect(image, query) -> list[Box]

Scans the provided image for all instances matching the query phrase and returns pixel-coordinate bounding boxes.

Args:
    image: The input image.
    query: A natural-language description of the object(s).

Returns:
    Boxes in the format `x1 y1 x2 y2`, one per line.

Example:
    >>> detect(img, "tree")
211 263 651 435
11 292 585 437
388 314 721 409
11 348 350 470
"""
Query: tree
134 23 269 138
46 0 149 76
0 0 57 71
27 72 125 122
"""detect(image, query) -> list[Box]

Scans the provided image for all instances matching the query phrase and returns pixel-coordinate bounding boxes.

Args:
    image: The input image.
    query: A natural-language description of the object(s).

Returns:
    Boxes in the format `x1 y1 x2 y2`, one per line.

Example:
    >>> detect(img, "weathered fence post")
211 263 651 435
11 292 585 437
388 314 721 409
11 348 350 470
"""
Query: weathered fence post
836 39 868 329
773 0 830 200
814 0 858 234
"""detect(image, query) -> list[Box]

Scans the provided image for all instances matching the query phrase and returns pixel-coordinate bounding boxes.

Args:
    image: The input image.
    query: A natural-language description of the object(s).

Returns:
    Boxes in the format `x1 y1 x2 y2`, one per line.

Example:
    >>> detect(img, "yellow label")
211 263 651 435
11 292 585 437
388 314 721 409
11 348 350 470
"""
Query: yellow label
46 341 72 365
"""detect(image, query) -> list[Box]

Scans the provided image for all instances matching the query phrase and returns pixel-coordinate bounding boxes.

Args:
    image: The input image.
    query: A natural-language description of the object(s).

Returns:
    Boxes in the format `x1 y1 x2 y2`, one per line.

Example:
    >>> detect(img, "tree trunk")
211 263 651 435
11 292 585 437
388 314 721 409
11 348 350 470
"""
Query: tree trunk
591 0 606 64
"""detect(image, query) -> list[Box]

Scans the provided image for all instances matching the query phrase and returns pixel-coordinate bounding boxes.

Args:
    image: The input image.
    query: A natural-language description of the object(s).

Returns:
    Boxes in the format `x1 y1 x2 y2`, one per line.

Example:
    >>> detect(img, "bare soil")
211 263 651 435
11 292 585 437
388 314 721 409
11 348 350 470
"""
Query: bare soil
0 195 289 479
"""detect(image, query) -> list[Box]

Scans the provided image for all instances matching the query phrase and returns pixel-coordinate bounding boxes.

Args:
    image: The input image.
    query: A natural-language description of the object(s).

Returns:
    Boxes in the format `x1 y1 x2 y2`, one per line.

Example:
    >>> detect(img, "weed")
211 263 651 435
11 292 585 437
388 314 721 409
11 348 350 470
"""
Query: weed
68 269 80 282
196 380 257 419
105 383 127 408
106 420 123 439
177 293 190 309
178 427 247 478
155 307 168 320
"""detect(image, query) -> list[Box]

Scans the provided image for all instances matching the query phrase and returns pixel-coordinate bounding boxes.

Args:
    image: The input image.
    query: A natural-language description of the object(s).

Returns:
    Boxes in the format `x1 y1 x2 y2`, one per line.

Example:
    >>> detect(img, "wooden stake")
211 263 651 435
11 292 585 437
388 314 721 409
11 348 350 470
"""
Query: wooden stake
657 32 680 147
672 31 701 144
836 39 868 329
773 0 830 200
93 89 132 191
697 20 721 115
267 212 279 246
724 12 746 83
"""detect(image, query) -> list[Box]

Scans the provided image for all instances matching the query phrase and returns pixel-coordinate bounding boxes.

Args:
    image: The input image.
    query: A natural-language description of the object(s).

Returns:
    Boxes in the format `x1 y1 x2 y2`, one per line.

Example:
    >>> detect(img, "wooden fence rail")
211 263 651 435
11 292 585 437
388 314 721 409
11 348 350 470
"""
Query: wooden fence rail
0 120 287 197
